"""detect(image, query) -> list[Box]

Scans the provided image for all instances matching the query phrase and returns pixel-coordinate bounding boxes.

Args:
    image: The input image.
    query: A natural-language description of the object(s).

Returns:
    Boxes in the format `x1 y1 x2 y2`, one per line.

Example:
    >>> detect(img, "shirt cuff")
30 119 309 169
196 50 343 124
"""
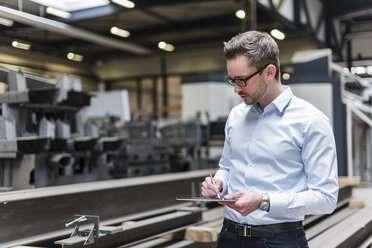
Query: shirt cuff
214 171 228 195
269 193 289 216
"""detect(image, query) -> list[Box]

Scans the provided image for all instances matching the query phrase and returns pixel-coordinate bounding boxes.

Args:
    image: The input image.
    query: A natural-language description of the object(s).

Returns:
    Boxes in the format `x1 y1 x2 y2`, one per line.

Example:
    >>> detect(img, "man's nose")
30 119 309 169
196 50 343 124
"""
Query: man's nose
234 84 242 93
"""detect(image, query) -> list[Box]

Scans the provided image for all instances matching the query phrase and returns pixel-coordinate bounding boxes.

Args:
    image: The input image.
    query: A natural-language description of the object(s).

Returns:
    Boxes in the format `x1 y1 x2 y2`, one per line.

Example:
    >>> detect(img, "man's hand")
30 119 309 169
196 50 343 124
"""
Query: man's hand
219 191 263 216
201 176 223 198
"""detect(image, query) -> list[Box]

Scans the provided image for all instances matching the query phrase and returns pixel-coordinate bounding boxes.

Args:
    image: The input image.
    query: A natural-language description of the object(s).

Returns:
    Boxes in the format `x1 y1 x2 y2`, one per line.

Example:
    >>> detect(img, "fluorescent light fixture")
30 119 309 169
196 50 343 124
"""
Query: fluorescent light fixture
235 10 245 19
158 41 174 52
67 52 83 62
0 17 13 26
354 66 366 74
270 29 285 40
30 0 110 12
46 7 71 18
12 40 31 50
112 0 135 8
367 66 372 75
110 26 130 38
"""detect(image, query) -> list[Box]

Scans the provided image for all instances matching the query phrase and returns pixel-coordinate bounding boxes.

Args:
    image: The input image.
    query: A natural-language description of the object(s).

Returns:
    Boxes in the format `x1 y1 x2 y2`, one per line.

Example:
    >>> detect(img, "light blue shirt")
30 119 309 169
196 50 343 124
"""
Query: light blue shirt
215 86 339 225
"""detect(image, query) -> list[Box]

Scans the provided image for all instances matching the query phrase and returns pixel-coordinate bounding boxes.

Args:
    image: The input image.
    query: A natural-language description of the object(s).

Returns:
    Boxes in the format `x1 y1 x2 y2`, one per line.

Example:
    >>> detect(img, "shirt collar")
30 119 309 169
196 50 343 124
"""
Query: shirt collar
246 85 293 113
271 85 292 113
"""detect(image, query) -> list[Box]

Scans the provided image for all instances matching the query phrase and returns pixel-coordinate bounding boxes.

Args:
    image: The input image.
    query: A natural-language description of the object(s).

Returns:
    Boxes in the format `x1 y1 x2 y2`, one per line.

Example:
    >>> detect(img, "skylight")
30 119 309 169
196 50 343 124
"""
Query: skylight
30 0 110 12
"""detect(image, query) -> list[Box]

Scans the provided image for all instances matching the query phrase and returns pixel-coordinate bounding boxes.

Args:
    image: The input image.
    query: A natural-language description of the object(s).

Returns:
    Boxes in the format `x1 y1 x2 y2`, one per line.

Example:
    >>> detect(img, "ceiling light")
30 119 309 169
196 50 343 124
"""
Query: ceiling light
46 7 71 18
270 29 285 40
110 26 130 38
67 52 83 62
12 41 31 50
367 66 372 75
235 10 245 19
282 73 290 80
111 0 135 8
0 17 14 26
354 66 366 74
30 0 110 12
158 41 174 52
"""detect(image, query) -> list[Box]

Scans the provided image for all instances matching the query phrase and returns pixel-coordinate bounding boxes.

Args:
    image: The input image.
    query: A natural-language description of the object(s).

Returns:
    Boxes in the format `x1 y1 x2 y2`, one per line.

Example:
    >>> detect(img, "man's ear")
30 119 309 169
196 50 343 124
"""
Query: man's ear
266 64 277 80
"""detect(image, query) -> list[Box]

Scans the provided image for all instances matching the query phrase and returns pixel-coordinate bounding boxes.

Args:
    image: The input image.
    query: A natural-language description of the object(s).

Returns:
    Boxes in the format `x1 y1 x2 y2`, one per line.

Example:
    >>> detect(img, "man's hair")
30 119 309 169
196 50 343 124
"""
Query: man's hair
224 31 280 80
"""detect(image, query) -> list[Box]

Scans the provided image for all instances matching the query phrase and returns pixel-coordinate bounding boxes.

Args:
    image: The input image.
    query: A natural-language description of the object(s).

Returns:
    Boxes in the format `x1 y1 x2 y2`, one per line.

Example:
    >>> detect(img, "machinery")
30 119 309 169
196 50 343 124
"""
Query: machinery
160 117 209 172
0 67 118 190
111 121 171 178
0 67 220 190
339 65 372 182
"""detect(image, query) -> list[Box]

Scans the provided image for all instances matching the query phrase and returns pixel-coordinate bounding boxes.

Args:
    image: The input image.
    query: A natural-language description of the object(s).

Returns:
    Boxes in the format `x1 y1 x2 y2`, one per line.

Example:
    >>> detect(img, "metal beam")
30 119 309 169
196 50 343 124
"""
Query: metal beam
293 0 300 27
152 76 158 120
309 204 372 247
128 14 240 40
136 78 142 113
0 5 151 55
329 0 372 18
161 54 168 118
0 169 215 247
55 210 202 248
257 1 325 48
306 207 359 241
301 0 313 33
135 0 226 8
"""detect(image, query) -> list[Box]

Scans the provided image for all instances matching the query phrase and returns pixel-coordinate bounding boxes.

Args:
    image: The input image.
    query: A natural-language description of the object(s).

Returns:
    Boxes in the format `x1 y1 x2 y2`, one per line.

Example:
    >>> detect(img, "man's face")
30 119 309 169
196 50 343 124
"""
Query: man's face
226 55 268 105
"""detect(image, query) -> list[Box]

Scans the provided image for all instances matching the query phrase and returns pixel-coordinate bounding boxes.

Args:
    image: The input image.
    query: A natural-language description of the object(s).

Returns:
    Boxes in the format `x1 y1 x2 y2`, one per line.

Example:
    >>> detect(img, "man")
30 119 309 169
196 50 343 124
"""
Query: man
201 31 338 247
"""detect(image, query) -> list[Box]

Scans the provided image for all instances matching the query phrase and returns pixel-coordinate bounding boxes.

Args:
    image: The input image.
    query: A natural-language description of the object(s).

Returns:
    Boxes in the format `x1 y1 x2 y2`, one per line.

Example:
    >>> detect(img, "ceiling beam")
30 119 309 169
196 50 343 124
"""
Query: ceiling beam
0 5 152 55
328 0 372 18
134 0 229 8
130 14 240 38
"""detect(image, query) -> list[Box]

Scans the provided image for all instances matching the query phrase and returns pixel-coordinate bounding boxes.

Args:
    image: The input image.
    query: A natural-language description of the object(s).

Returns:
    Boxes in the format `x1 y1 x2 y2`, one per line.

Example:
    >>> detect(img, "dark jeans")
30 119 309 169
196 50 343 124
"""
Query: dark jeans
217 226 309 248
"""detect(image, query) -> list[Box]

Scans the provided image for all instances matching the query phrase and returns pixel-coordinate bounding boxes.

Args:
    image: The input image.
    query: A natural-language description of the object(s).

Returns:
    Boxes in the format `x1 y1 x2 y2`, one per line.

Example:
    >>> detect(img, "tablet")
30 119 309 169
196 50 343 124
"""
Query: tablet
176 197 239 202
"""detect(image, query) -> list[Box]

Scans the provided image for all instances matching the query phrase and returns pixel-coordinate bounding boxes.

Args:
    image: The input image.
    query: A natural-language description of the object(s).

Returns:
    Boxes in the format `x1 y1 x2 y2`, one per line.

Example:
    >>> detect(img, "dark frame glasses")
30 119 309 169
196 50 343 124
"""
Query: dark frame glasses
226 63 270 87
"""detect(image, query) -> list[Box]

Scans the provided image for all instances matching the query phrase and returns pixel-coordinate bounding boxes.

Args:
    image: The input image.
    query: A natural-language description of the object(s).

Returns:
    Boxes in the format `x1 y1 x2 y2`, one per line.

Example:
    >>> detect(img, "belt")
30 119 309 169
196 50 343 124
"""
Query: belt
223 218 303 238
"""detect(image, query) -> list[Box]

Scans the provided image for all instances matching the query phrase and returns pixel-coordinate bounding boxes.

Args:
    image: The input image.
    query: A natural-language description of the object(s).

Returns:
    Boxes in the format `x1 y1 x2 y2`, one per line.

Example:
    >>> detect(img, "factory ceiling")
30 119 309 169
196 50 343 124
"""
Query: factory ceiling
0 0 372 72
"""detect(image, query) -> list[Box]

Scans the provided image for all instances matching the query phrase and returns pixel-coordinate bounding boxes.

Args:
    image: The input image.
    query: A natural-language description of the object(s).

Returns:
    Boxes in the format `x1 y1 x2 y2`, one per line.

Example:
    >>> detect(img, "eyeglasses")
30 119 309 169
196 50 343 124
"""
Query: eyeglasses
226 63 270 87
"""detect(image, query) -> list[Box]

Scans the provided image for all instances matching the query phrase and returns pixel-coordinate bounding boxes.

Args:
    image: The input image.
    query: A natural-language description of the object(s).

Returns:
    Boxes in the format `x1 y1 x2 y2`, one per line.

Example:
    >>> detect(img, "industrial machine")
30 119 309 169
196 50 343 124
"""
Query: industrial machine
160 116 209 172
339 65 372 182
0 67 219 191
0 67 116 190
111 121 171 178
